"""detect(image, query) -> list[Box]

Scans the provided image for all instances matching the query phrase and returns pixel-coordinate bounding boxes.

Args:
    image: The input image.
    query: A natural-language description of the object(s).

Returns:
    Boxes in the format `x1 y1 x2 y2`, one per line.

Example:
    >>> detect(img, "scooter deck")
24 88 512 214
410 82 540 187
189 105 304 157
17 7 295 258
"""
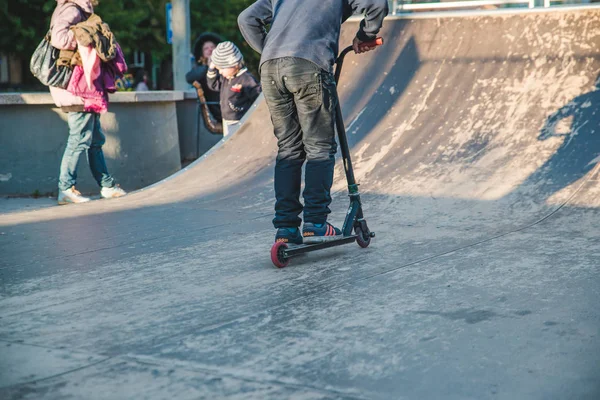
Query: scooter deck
284 235 358 258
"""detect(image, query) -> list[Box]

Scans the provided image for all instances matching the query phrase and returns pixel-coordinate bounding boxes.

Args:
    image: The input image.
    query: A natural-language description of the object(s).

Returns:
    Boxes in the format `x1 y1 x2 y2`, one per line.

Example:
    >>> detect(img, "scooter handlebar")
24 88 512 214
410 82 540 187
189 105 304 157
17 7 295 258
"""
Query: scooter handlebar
361 37 384 49
335 37 384 83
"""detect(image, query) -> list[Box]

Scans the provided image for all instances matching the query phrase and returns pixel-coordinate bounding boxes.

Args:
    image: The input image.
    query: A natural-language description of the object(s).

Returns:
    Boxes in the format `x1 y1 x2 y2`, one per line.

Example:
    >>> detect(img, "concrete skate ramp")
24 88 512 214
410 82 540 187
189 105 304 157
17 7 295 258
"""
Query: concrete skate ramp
1 8 600 400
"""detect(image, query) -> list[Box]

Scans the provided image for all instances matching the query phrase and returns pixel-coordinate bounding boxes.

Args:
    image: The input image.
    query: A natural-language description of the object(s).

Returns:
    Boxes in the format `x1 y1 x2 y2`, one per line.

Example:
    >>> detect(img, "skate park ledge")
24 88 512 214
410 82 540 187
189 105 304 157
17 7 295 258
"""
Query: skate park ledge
0 91 221 197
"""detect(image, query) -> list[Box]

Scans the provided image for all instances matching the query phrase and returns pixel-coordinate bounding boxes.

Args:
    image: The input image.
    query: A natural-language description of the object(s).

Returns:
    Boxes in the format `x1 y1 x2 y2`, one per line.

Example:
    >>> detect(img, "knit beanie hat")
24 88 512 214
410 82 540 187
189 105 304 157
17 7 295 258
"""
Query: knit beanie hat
211 41 243 69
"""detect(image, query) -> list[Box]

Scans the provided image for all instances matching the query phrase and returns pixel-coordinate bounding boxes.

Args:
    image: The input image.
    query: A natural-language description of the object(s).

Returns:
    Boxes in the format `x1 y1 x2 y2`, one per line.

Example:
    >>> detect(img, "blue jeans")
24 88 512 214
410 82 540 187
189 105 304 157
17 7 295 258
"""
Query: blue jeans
58 112 115 191
261 57 338 228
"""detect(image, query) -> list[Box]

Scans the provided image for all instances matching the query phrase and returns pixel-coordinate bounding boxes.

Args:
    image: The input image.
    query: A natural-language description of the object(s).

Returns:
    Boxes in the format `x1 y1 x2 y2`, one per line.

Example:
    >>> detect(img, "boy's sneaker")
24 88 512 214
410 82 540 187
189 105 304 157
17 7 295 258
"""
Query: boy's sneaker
303 222 342 244
58 186 91 205
101 185 127 199
275 227 303 245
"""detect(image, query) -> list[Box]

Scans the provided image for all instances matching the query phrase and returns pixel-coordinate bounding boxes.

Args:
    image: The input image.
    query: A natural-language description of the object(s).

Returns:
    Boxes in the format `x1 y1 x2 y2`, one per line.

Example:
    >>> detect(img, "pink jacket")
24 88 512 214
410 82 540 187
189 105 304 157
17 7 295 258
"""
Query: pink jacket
50 0 93 50
67 44 127 114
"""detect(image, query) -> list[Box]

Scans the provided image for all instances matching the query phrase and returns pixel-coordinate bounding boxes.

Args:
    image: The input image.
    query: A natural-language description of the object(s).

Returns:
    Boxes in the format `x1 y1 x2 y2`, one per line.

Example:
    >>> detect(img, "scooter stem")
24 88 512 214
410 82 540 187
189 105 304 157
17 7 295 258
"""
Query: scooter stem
333 37 384 189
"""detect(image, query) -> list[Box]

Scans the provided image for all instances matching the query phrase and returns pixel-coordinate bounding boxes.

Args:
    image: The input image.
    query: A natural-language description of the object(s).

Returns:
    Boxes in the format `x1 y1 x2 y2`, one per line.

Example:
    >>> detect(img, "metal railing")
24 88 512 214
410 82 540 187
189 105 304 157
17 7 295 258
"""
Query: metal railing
390 0 593 13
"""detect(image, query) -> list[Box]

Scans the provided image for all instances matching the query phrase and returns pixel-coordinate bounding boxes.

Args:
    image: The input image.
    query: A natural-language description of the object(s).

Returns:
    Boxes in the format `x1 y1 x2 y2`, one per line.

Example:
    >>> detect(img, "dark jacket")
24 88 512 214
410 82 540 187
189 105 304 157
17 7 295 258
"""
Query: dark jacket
186 65 222 121
238 0 388 73
206 67 262 121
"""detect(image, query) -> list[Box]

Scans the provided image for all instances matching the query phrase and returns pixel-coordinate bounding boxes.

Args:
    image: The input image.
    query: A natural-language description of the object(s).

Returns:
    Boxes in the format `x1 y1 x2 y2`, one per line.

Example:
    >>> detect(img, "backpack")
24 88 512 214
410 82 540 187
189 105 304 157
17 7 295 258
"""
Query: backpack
30 4 85 89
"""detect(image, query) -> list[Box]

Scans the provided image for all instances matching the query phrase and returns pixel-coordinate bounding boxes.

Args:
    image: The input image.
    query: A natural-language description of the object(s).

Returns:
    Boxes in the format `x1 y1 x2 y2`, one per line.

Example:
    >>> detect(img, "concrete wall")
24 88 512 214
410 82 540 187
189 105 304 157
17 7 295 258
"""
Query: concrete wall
0 92 187 196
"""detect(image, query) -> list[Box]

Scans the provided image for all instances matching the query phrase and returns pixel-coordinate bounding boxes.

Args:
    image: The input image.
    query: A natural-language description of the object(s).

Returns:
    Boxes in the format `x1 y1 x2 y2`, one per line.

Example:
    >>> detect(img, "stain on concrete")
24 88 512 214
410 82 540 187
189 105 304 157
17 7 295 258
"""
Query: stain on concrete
415 309 500 324
514 310 533 316
0 173 12 182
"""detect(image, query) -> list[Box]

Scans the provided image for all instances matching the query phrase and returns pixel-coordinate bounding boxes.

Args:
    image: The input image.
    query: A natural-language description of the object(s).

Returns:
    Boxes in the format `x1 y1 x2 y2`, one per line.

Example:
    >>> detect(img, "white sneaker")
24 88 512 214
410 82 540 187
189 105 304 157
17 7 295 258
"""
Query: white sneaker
101 185 127 199
58 187 91 205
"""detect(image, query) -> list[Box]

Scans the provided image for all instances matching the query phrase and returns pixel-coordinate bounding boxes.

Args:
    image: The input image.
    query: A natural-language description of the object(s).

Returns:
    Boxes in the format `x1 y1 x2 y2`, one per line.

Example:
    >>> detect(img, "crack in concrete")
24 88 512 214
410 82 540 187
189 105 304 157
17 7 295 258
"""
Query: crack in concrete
0 339 369 399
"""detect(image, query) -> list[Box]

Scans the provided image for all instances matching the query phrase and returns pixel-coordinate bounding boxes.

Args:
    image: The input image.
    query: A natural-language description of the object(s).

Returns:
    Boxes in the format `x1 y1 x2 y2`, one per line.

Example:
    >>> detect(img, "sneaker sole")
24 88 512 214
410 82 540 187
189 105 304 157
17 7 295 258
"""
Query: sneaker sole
275 239 303 246
57 199 90 205
302 235 343 244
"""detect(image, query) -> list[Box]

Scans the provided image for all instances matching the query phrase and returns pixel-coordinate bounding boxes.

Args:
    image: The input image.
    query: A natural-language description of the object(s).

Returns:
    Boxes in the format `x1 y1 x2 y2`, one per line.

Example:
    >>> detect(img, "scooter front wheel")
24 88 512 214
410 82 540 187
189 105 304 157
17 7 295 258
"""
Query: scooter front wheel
355 226 371 248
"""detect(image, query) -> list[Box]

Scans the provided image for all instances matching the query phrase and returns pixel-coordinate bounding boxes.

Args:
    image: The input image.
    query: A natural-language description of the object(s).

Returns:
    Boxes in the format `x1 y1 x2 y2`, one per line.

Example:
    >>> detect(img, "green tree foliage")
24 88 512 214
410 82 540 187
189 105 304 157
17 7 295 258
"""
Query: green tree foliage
189 0 260 75
0 0 56 56
0 0 260 84
94 0 171 60
0 0 173 60
97 0 261 71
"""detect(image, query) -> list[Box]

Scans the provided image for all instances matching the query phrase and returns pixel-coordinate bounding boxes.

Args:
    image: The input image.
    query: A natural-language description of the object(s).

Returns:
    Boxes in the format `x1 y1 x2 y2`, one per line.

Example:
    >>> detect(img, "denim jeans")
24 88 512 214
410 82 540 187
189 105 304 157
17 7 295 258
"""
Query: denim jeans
261 57 338 228
58 112 115 191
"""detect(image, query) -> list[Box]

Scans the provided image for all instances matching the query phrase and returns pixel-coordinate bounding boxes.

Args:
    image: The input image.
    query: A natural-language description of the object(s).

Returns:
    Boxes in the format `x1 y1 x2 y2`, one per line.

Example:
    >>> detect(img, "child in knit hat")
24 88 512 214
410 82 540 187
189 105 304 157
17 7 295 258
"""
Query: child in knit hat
207 41 261 136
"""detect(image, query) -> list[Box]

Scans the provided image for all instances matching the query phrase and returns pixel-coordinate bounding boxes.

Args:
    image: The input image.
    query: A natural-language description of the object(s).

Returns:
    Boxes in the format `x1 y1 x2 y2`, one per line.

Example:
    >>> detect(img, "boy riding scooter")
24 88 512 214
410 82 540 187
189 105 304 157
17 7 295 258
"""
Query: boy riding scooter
238 0 388 245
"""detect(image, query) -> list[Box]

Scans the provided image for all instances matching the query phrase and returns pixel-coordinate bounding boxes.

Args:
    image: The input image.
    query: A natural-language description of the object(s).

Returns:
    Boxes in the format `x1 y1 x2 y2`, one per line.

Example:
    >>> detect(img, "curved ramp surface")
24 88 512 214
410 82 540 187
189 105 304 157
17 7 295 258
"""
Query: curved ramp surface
2 8 600 399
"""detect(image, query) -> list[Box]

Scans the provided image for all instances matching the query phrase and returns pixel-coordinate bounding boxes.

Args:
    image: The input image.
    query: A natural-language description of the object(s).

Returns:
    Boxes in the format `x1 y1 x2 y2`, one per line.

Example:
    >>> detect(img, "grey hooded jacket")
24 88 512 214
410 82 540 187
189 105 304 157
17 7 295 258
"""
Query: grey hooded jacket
238 0 388 73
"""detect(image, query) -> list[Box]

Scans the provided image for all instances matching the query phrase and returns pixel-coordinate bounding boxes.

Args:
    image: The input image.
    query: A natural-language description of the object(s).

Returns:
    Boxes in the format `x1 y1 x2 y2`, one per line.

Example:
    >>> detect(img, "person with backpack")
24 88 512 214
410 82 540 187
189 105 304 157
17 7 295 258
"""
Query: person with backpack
48 0 126 205
238 0 388 244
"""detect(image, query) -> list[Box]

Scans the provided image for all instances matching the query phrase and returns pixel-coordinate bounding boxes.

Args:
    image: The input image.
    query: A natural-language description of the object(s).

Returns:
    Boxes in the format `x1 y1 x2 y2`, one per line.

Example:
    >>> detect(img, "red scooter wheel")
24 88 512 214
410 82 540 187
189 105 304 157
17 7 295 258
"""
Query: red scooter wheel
271 241 290 268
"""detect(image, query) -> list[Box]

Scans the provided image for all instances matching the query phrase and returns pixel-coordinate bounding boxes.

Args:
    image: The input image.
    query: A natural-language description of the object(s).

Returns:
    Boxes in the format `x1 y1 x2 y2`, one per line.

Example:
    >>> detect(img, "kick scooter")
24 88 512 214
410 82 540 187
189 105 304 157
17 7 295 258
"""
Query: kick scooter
270 38 384 268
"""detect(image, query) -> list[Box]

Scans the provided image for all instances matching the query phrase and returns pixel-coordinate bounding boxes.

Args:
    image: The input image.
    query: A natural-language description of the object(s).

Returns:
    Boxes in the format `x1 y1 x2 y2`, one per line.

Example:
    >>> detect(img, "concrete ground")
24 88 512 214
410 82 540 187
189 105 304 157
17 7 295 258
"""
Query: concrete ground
1 8 600 400
0 197 56 215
